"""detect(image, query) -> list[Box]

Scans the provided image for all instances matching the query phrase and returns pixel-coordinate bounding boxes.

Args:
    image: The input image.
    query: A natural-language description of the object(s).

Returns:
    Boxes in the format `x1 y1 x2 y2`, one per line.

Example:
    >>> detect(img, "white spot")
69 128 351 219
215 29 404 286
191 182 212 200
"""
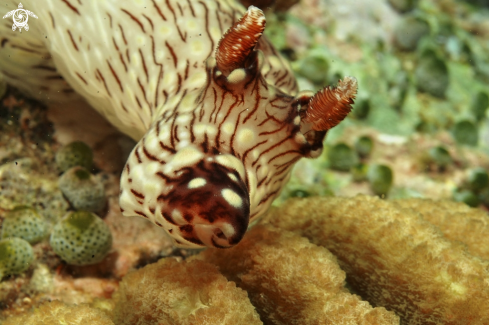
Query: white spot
188 177 207 189
165 147 203 174
236 128 254 145
294 116 301 125
228 173 238 182
216 155 245 179
295 132 307 144
222 122 234 134
227 69 246 83
221 189 243 208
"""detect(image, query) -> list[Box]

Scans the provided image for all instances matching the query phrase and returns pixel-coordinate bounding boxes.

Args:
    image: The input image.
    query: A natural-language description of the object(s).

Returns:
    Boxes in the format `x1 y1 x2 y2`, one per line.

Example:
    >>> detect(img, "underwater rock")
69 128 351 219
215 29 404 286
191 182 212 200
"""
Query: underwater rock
1 206 47 244
50 211 112 266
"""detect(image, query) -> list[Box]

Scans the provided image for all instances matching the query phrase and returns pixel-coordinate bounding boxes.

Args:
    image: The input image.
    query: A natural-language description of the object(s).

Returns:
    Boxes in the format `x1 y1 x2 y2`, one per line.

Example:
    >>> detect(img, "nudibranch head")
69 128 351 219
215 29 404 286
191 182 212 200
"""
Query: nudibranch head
119 6 357 249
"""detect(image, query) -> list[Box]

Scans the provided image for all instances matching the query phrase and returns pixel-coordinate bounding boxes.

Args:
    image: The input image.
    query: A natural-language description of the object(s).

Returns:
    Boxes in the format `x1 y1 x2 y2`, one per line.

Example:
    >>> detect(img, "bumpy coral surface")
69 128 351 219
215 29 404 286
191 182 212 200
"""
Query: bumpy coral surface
394 198 489 260
3 300 114 325
112 258 262 325
264 195 489 324
196 224 400 325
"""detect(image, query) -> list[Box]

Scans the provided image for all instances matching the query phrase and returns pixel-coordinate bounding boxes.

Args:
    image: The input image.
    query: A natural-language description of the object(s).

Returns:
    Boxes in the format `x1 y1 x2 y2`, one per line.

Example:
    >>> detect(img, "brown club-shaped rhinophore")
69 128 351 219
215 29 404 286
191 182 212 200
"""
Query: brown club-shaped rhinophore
119 6 357 249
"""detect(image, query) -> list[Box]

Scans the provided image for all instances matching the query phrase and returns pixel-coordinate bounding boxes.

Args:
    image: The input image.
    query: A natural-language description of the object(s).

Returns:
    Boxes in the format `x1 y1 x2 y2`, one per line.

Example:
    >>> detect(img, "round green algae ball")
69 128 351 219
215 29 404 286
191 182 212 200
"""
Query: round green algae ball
394 16 429 51
55 141 93 172
58 166 106 212
50 211 112 266
355 136 374 158
468 168 489 192
328 143 358 172
471 91 489 121
297 55 329 84
453 189 480 208
352 163 369 182
452 120 478 146
1 206 47 244
352 99 370 120
367 164 393 196
428 146 452 169
415 49 449 98
0 237 34 279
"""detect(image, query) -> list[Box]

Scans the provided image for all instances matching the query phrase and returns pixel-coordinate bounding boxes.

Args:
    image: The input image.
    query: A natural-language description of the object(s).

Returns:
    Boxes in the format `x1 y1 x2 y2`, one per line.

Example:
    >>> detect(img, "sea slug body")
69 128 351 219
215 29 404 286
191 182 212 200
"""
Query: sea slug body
0 0 357 248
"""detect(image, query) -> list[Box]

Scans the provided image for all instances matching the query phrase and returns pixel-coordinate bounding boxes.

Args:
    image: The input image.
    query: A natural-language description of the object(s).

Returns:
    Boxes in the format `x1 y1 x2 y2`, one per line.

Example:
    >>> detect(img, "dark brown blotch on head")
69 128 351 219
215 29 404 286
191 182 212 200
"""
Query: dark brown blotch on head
159 158 250 248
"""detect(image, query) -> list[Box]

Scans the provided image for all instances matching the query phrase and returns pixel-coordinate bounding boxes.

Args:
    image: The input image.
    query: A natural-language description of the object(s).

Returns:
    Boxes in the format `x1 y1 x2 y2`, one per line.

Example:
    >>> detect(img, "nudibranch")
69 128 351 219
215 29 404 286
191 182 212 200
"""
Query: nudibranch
0 0 357 248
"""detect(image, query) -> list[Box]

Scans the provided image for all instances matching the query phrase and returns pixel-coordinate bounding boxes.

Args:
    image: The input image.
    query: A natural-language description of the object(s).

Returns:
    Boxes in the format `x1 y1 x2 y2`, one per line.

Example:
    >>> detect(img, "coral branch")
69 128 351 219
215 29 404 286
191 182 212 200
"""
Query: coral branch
215 6 266 76
303 76 357 131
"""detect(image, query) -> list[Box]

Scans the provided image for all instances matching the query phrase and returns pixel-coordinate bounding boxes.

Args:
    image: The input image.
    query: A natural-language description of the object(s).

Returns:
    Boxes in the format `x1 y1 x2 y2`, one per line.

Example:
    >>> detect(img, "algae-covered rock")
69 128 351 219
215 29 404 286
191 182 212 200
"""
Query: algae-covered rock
50 211 112 265
427 145 452 169
355 135 374 158
55 141 94 172
58 166 106 212
368 164 393 196
1 206 47 244
0 237 34 279
415 49 449 98
452 120 478 146
328 143 358 172
453 189 480 207
394 16 429 51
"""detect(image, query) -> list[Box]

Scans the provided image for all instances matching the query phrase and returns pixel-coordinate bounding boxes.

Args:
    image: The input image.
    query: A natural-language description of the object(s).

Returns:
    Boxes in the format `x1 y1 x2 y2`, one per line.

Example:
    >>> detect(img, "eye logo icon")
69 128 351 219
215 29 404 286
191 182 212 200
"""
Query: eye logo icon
2 3 38 32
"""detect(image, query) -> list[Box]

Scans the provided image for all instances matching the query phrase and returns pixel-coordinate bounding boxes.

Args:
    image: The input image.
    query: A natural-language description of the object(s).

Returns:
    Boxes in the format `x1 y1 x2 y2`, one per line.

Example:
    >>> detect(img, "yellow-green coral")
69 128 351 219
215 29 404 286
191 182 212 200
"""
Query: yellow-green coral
112 258 262 325
264 195 489 324
195 224 400 324
3 300 114 325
